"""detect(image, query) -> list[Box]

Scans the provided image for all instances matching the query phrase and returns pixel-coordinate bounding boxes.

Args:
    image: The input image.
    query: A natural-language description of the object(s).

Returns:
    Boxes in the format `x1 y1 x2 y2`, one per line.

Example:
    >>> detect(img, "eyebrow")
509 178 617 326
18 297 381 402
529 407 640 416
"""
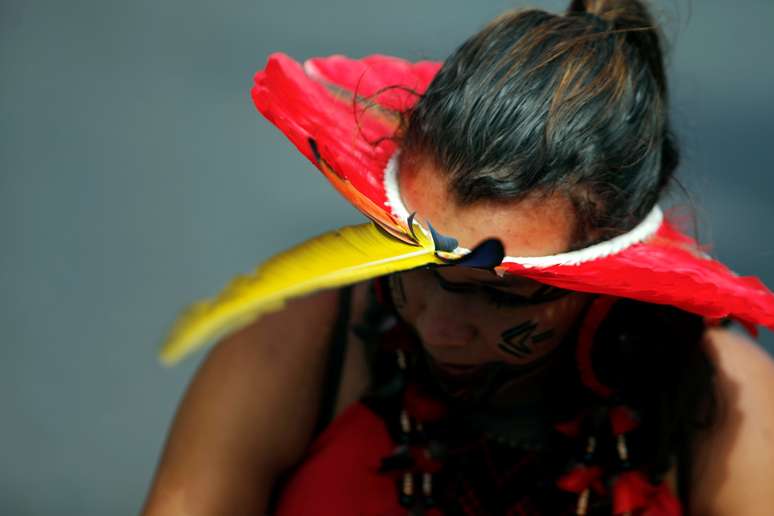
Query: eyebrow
432 268 531 289
474 277 531 288
431 268 572 306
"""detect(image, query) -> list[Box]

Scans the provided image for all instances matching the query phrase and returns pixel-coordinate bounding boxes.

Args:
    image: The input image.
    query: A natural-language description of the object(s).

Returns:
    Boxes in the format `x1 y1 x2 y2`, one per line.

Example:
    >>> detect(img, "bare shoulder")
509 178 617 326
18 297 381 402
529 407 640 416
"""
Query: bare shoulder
219 286 342 361
690 326 774 515
142 288 344 515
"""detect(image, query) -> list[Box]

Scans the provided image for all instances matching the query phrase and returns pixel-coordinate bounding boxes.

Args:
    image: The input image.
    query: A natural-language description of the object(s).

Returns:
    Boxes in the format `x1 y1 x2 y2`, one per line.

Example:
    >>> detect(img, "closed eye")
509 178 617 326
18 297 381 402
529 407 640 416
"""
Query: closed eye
430 268 570 307
431 269 477 294
481 287 532 307
528 284 572 303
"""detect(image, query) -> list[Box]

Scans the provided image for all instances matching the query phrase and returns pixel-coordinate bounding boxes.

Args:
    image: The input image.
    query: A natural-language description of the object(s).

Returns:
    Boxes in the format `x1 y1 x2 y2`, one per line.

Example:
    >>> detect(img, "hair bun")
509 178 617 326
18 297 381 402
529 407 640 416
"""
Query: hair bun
566 0 653 27
566 0 665 97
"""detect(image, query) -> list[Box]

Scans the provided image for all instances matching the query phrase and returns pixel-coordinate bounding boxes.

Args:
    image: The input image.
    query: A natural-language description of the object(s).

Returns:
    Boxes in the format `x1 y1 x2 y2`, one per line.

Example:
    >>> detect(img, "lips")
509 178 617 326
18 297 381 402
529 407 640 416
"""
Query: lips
425 357 501 404
433 360 485 377
437 361 479 371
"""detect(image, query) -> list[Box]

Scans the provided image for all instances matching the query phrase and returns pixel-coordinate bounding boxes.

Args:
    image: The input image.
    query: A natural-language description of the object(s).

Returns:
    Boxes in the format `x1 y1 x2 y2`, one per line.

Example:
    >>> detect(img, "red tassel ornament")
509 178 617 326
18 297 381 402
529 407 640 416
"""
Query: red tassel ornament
612 470 652 514
554 415 585 439
609 406 640 435
403 383 448 422
612 470 682 515
557 465 606 495
641 483 682 516
614 470 686 515
576 296 618 398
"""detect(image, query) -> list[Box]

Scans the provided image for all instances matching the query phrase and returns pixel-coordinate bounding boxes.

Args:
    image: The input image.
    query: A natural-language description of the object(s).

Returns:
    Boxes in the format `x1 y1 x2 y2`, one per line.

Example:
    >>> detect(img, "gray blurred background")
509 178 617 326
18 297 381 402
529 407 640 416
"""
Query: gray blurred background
2 0 772 514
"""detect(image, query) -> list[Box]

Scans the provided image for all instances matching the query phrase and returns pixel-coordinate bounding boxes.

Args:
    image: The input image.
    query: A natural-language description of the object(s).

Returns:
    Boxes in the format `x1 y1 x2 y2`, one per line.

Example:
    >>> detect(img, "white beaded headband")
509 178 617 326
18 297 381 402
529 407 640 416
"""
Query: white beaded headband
383 151 664 268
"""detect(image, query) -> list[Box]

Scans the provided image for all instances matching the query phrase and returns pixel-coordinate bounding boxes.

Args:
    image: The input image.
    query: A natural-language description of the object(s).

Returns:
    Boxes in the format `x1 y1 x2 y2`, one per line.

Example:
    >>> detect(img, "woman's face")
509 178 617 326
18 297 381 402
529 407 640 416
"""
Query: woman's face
393 157 593 374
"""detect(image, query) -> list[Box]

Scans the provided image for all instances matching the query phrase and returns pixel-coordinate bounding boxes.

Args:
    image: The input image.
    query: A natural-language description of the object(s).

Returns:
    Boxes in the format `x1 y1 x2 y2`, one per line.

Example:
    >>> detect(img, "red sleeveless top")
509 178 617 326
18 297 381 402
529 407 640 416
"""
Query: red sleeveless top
275 402 404 515
273 283 685 516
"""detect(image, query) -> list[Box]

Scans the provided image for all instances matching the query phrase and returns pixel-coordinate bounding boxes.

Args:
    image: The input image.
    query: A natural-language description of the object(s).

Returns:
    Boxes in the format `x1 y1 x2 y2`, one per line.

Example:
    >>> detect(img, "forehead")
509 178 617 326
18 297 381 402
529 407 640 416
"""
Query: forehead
397 158 576 257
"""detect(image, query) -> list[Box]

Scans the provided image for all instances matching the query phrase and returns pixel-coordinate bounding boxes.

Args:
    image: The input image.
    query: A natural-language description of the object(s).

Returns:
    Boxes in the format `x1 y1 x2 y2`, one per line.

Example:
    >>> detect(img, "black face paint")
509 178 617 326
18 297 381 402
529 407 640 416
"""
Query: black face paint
389 274 407 310
498 320 537 357
497 320 555 358
531 328 555 344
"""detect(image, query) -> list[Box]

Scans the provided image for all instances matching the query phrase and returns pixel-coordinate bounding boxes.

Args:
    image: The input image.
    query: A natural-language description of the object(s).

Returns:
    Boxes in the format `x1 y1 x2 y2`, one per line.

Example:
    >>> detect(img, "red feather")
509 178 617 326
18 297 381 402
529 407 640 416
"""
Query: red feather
557 465 605 494
251 53 774 332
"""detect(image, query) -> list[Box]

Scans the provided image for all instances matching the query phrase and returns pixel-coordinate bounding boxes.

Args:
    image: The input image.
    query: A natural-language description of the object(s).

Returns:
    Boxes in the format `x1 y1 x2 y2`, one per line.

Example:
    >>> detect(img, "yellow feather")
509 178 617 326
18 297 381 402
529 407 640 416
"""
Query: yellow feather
159 222 445 365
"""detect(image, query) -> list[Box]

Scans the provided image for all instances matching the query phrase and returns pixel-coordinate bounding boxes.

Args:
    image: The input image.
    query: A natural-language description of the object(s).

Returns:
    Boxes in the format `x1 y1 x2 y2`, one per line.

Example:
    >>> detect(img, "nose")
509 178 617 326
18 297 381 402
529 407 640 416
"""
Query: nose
414 296 477 351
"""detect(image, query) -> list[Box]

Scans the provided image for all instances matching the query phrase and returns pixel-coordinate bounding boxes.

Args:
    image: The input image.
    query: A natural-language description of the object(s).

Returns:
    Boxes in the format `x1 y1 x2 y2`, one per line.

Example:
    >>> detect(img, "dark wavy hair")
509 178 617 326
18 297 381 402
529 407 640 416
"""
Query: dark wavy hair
400 0 680 250
392 0 717 509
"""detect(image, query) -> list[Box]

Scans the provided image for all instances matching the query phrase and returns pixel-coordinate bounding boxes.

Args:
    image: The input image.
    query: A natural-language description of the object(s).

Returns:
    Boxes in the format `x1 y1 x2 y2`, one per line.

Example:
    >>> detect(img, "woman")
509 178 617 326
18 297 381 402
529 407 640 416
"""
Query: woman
143 1 774 514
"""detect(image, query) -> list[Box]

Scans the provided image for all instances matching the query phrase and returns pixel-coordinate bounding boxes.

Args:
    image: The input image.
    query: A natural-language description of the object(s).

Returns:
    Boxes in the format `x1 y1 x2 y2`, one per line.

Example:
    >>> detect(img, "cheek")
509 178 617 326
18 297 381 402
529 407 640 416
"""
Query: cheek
484 295 589 363
390 271 480 350
388 272 591 365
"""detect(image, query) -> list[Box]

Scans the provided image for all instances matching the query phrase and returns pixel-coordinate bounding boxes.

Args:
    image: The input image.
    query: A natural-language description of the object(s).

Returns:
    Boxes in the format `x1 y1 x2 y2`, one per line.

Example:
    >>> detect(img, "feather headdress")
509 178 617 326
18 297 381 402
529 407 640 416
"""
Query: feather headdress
158 53 774 364
160 219 458 365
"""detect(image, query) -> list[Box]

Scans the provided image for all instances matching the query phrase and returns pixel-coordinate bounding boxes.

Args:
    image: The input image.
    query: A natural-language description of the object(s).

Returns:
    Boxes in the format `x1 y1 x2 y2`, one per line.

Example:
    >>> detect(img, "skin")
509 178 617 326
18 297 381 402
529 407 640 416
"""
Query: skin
691 327 774 515
142 158 774 515
390 267 589 369
394 156 593 373
393 158 774 514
